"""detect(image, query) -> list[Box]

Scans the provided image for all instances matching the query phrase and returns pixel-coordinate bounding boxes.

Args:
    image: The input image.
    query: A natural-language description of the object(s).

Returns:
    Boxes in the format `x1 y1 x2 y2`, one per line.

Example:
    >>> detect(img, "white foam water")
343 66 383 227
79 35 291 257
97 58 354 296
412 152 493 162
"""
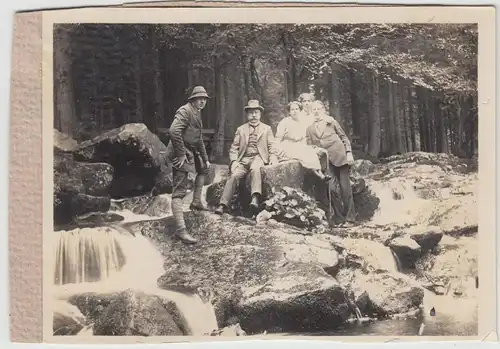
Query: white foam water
49 213 218 336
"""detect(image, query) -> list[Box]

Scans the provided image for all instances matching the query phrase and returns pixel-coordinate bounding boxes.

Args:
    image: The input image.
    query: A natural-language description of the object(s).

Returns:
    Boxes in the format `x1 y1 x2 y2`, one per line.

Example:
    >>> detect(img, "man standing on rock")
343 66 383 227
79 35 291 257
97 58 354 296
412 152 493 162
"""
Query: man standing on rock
306 100 356 227
215 100 278 215
164 86 211 244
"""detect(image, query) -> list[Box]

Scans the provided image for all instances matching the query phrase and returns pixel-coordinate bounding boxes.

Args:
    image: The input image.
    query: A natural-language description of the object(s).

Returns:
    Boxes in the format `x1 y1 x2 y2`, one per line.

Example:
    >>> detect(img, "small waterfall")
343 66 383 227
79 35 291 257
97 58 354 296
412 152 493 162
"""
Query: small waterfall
368 179 427 226
353 305 363 320
51 227 127 285
50 217 219 337
390 249 403 273
78 324 94 336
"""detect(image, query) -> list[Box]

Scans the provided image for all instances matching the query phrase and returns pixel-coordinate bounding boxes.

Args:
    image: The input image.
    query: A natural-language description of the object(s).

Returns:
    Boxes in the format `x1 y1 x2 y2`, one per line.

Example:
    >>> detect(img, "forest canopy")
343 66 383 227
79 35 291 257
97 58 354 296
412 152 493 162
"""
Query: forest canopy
53 23 478 160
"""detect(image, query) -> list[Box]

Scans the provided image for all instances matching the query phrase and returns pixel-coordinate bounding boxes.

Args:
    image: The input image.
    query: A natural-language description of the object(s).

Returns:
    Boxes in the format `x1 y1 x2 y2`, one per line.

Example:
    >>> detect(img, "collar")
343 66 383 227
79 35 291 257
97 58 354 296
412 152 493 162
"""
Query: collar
187 102 201 115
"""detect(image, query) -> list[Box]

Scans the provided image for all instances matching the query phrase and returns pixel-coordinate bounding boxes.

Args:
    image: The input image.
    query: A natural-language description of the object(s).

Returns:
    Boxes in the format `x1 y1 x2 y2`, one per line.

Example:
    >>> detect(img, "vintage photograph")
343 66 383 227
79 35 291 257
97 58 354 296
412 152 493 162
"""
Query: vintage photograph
49 17 480 339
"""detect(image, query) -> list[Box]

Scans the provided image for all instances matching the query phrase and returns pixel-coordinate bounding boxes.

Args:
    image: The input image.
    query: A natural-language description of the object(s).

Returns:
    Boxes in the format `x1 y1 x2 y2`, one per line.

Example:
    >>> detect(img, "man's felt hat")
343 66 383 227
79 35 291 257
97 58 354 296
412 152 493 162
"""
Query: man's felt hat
244 99 264 112
188 86 210 100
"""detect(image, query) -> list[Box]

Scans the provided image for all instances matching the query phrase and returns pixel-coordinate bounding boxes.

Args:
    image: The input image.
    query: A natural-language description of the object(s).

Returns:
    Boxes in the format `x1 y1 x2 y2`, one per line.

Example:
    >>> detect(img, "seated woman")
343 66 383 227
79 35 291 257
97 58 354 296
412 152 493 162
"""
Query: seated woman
275 101 331 181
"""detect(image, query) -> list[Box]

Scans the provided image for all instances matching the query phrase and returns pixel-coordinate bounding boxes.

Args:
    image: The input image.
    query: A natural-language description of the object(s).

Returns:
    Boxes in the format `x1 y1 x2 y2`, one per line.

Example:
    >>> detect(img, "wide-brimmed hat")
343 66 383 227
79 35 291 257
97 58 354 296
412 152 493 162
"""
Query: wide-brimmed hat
244 100 264 112
188 86 210 100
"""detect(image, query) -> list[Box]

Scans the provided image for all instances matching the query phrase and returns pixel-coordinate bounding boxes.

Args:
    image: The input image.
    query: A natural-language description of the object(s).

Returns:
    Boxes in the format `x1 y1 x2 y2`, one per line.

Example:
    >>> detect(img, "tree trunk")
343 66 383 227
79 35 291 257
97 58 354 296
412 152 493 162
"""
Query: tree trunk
53 26 75 136
349 70 360 138
387 81 396 154
211 58 226 161
133 42 143 122
368 74 381 157
150 27 161 133
416 87 427 152
401 84 410 152
408 86 416 151
329 63 341 120
392 81 404 154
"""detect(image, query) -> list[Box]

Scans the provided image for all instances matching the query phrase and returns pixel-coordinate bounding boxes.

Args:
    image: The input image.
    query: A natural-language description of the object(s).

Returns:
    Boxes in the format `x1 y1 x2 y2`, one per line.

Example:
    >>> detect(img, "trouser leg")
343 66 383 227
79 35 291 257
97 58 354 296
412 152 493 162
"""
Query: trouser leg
336 164 356 223
329 165 346 224
170 168 197 244
191 154 207 207
248 156 265 196
191 174 205 204
219 163 248 207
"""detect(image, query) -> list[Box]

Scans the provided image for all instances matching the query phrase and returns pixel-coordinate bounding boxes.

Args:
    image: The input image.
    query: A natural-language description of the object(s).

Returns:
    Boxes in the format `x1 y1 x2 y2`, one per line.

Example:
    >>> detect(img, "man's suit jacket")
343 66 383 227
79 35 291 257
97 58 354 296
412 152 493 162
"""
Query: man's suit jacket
165 102 209 173
229 122 277 164
306 117 352 167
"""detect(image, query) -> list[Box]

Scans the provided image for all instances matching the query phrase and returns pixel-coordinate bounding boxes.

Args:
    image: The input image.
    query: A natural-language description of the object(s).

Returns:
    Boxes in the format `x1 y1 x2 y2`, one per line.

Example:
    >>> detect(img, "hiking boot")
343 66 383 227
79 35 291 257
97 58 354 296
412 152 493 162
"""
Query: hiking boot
174 228 198 244
190 202 209 211
341 221 357 228
215 204 227 215
249 195 260 210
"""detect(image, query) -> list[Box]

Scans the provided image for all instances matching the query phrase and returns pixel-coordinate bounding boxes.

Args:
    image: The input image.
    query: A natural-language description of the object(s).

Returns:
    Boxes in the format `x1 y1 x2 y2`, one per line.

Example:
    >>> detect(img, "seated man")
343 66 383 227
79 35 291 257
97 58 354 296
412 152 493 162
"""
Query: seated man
215 100 278 214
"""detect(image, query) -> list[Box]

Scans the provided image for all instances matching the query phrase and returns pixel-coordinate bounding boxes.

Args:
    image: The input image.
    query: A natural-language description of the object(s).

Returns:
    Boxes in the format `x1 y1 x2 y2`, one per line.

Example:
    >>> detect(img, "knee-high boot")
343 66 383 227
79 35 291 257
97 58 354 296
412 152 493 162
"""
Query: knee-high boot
171 198 197 244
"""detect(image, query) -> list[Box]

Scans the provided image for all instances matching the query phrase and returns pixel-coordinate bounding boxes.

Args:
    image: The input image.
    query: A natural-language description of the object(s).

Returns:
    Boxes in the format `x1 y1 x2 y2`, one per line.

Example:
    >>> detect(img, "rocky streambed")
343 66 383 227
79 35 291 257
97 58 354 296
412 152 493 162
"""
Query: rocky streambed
52 125 478 337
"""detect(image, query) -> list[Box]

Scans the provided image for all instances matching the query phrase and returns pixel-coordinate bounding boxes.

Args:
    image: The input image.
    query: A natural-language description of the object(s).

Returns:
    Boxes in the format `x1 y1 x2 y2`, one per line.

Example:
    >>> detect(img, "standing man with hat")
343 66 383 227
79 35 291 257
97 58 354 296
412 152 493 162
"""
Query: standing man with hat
164 86 211 244
215 100 278 215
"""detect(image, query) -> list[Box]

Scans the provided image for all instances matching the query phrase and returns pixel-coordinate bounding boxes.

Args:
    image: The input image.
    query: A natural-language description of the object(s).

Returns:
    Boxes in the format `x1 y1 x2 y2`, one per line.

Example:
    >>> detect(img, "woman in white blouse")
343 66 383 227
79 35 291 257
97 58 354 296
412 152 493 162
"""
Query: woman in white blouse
275 101 330 181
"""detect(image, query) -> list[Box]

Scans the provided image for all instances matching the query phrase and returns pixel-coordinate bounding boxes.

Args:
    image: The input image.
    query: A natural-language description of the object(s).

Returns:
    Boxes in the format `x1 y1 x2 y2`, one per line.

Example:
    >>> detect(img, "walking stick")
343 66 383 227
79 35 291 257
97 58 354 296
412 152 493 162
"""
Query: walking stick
324 151 333 225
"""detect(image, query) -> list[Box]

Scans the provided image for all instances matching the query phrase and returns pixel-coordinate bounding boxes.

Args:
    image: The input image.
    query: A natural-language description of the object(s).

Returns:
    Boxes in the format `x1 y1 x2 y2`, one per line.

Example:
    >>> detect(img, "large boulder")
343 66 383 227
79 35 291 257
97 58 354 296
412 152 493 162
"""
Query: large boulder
52 301 86 335
73 123 172 198
54 151 113 226
205 160 379 223
236 262 350 333
54 129 78 152
319 234 424 317
127 212 349 332
69 290 186 336
336 268 424 318
409 226 443 252
415 235 477 298
388 236 422 270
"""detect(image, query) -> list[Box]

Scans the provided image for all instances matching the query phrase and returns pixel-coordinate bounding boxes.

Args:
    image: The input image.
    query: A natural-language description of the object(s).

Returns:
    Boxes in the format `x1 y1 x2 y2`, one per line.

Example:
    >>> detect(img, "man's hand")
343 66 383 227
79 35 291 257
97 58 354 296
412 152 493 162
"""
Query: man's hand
205 160 211 169
172 155 187 169
230 161 238 174
270 156 278 165
346 152 354 166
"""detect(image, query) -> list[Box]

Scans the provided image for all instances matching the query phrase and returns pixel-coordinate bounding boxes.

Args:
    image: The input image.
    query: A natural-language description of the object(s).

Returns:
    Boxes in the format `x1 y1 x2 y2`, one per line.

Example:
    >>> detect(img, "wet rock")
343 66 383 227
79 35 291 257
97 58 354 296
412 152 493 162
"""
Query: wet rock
68 293 116 323
52 301 86 335
54 151 114 226
73 212 125 228
53 312 84 335
409 226 443 251
129 212 343 330
414 235 477 297
76 162 114 196
54 129 78 152
111 194 172 217
70 290 186 336
73 123 172 198
352 159 374 176
237 262 350 334
70 194 111 218
336 268 424 317
389 236 422 269
210 323 247 336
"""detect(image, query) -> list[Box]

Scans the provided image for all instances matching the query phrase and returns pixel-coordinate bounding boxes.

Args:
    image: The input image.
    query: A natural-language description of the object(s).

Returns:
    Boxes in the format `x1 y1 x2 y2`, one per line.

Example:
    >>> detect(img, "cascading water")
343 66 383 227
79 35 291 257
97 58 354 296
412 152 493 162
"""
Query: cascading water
368 179 428 226
49 214 219 337
51 227 127 285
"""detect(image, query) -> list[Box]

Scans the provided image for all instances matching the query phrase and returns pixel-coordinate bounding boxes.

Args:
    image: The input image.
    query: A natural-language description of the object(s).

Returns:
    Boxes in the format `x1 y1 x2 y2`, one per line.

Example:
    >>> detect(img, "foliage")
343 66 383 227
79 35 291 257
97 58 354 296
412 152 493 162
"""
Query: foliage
263 186 328 233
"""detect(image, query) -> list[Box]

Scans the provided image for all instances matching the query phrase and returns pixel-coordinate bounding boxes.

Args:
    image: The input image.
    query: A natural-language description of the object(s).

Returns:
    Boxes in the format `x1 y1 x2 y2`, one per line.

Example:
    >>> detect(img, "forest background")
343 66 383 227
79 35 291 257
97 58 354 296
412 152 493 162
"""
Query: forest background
53 23 478 162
